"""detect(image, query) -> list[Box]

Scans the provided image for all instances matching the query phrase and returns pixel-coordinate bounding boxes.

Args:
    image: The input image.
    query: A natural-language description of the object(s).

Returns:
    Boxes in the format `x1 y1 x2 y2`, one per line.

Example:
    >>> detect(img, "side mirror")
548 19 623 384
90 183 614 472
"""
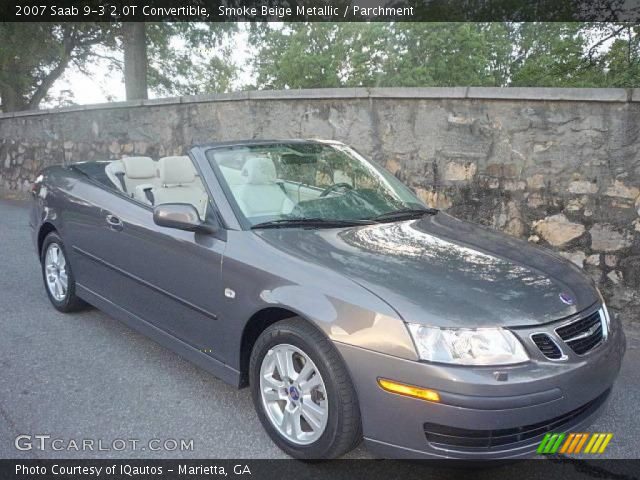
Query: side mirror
153 203 216 234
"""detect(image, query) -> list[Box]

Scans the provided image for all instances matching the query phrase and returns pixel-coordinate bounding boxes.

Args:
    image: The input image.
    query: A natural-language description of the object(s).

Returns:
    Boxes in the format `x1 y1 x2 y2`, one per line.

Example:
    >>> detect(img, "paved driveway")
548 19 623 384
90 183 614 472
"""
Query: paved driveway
0 199 638 459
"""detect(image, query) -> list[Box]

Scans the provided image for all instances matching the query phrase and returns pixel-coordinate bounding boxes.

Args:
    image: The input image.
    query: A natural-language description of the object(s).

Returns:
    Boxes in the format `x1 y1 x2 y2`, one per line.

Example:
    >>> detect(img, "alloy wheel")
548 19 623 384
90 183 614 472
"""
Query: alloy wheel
44 243 68 302
259 343 329 445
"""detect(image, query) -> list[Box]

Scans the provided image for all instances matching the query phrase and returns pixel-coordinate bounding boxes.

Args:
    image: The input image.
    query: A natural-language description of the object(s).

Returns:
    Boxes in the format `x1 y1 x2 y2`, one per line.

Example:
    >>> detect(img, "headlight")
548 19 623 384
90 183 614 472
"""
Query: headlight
596 289 612 338
406 324 529 365
601 302 611 339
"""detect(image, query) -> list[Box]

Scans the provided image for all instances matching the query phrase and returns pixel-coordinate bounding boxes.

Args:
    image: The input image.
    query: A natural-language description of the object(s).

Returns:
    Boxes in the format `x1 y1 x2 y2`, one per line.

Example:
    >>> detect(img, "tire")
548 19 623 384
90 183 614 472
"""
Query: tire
40 232 87 313
249 318 362 459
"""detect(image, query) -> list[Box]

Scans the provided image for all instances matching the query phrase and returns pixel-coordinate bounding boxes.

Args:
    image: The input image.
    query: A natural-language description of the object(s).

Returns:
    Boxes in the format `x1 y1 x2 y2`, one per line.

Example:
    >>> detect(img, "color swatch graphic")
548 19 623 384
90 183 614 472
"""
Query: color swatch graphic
537 433 613 455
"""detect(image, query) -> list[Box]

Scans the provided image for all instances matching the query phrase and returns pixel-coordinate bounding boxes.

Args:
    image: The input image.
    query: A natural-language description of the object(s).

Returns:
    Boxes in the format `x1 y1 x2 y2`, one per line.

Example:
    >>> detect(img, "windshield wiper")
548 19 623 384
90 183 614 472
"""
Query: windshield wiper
251 217 374 230
367 207 438 223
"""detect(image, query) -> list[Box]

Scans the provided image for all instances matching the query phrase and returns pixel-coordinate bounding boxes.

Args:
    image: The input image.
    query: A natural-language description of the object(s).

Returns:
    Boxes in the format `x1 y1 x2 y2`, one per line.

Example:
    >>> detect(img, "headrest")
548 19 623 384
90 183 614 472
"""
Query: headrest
241 156 277 184
159 156 195 185
121 156 156 179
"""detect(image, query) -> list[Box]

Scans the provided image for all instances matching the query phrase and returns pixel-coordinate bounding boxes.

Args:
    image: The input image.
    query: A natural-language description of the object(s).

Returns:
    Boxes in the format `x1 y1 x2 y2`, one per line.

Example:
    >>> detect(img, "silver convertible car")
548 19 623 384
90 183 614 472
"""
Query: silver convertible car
30 139 625 459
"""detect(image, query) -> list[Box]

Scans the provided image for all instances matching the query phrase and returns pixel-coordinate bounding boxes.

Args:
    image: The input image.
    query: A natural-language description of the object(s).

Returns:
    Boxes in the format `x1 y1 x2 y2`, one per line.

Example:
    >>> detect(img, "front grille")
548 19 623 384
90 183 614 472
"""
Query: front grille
531 333 563 359
424 390 609 451
556 310 604 355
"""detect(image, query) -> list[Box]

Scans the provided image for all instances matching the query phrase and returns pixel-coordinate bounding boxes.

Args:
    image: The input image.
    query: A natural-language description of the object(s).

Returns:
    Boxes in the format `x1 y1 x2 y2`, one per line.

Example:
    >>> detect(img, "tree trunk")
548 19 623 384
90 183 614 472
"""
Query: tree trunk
0 83 28 113
123 23 148 100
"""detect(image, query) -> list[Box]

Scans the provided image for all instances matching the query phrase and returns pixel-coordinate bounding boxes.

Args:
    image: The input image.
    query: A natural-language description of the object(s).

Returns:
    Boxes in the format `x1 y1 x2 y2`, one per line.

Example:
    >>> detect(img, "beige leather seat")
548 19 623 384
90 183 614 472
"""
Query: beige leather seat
153 156 208 218
120 156 158 200
234 156 294 217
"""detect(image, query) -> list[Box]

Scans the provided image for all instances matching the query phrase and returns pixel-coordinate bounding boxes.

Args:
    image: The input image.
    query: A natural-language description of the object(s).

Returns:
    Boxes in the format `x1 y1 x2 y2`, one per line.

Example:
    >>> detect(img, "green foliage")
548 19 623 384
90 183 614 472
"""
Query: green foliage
0 22 237 112
145 22 237 96
0 23 118 112
378 23 511 87
250 23 351 89
509 23 601 87
250 22 640 90
600 25 640 87
2 21 639 113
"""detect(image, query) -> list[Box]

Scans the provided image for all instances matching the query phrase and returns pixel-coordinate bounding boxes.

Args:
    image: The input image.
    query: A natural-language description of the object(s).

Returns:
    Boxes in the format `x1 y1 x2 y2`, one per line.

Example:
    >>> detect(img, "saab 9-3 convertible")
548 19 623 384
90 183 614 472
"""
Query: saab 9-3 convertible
30 139 625 459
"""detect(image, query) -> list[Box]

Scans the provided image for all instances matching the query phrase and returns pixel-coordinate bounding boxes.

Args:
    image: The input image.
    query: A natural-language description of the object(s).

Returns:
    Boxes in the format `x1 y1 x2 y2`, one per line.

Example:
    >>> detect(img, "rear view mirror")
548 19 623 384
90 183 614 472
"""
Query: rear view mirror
280 153 317 165
153 203 216 233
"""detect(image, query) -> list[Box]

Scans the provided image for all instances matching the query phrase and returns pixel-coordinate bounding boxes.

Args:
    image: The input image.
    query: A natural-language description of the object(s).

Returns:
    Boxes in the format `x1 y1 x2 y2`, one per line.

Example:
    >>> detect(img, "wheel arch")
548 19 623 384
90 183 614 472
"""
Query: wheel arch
238 307 330 388
37 222 58 258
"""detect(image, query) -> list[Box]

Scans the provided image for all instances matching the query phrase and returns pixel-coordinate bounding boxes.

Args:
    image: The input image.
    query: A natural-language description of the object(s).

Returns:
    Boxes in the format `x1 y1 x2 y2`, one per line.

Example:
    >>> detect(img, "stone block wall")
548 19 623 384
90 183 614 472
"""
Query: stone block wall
1 88 639 311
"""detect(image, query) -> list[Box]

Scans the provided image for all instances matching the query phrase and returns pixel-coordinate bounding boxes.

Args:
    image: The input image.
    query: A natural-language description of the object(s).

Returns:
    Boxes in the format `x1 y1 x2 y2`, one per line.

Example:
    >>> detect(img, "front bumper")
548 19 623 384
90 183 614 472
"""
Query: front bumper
335 313 625 459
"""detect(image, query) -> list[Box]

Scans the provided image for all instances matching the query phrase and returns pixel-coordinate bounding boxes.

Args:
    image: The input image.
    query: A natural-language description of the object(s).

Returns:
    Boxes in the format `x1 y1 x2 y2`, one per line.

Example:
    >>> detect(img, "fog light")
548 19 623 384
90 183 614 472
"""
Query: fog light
377 378 440 402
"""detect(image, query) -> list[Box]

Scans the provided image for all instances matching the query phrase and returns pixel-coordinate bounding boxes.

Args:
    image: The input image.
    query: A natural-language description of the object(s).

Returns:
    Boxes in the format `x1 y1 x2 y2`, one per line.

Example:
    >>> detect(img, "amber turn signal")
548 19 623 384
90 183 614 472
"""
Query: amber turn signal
377 378 440 402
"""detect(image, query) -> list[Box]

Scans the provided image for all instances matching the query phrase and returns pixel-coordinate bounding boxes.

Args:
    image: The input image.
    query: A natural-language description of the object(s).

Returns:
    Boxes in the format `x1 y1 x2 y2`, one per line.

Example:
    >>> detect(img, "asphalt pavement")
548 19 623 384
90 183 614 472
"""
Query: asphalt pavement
0 199 638 460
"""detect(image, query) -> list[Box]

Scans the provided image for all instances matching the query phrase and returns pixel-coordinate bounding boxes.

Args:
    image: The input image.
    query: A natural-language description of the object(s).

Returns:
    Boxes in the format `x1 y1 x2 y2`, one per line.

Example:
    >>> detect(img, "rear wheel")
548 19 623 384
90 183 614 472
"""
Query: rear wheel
249 318 362 459
41 232 87 312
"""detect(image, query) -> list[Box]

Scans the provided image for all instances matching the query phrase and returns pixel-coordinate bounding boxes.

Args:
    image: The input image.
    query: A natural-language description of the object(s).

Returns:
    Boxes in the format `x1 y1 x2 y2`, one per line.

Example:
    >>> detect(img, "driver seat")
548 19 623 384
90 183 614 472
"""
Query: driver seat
153 156 208 218
235 156 294 217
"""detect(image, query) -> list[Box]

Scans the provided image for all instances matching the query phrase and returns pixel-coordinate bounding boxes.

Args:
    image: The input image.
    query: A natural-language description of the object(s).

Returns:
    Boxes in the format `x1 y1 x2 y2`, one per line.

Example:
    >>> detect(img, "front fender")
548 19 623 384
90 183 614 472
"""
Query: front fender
261 285 418 361
221 230 419 372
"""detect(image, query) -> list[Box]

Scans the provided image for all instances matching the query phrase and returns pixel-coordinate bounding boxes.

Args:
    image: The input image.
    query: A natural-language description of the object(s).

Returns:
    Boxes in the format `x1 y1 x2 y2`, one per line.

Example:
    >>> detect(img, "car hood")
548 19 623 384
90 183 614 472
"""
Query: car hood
254 213 599 328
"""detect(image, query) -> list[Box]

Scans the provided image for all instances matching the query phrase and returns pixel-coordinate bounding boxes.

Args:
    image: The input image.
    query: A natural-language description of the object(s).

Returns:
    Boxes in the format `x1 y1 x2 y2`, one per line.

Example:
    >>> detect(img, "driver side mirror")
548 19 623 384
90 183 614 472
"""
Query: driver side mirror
153 203 217 234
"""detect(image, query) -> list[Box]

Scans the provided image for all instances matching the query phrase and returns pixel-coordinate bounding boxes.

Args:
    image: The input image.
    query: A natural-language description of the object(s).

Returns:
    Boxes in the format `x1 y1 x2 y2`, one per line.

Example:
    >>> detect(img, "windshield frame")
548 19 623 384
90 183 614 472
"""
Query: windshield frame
204 140 426 230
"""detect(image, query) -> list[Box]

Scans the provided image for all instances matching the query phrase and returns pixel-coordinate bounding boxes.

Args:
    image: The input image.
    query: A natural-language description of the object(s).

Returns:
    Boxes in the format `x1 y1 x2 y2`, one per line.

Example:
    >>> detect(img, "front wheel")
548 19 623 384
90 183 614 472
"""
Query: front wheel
249 318 362 459
41 232 87 312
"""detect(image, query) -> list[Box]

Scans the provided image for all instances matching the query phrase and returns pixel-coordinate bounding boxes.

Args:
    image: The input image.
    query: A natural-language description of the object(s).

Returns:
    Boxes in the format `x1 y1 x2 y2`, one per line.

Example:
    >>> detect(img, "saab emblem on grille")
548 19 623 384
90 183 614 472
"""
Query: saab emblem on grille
559 292 575 305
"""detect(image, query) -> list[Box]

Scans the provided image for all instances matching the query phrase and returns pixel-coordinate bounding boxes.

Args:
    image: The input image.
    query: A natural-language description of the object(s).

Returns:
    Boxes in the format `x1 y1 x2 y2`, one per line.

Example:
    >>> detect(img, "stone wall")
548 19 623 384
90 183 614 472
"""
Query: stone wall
1 87 639 312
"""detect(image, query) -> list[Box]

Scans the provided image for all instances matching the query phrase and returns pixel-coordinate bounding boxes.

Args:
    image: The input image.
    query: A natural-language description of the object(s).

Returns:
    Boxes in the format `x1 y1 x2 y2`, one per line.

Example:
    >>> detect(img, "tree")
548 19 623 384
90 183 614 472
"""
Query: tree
0 22 237 112
145 22 237 96
122 22 238 100
3 22 638 113
250 23 513 89
379 23 512 87
250 23 353 89
123 23 148 100
0 23 117 112
509 23 595 87
249 22 639 90
598 24 640 87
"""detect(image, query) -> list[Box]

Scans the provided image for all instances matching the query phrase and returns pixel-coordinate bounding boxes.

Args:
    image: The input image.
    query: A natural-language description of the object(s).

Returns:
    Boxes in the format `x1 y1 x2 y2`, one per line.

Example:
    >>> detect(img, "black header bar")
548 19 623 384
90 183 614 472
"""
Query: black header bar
3 459 640 480
3 0 640 22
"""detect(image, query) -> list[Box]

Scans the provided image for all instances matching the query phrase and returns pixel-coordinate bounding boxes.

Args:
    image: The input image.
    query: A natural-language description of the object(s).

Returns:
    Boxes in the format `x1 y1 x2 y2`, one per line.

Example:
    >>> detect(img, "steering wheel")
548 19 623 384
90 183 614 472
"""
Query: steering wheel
319 182 354 197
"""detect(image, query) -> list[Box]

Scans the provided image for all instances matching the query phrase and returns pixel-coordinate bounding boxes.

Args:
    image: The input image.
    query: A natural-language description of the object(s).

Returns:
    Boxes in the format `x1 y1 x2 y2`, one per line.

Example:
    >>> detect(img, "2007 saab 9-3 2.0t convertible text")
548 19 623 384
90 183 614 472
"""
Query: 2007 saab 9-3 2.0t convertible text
30 139 625 459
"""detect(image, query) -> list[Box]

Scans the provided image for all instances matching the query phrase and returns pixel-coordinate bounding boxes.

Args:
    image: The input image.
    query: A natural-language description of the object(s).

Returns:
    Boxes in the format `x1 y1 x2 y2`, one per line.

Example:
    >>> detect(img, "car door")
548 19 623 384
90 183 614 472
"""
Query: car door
104 203 226 354
66 161 227 361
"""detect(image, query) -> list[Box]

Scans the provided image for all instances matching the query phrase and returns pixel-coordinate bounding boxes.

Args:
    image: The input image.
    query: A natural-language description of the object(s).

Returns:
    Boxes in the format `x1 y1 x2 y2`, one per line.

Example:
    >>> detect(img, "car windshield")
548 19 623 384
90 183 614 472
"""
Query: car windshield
206 141 429 227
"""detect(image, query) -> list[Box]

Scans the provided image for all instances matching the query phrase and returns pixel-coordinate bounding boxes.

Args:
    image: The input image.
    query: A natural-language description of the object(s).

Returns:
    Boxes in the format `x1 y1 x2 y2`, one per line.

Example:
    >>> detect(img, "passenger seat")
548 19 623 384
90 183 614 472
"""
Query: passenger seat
120 156 158 202
153 156 208 218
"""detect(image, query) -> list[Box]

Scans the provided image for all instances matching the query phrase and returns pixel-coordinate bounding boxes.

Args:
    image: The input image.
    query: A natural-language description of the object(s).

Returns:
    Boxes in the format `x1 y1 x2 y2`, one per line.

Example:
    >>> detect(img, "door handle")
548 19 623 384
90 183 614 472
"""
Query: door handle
106 214 124 231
